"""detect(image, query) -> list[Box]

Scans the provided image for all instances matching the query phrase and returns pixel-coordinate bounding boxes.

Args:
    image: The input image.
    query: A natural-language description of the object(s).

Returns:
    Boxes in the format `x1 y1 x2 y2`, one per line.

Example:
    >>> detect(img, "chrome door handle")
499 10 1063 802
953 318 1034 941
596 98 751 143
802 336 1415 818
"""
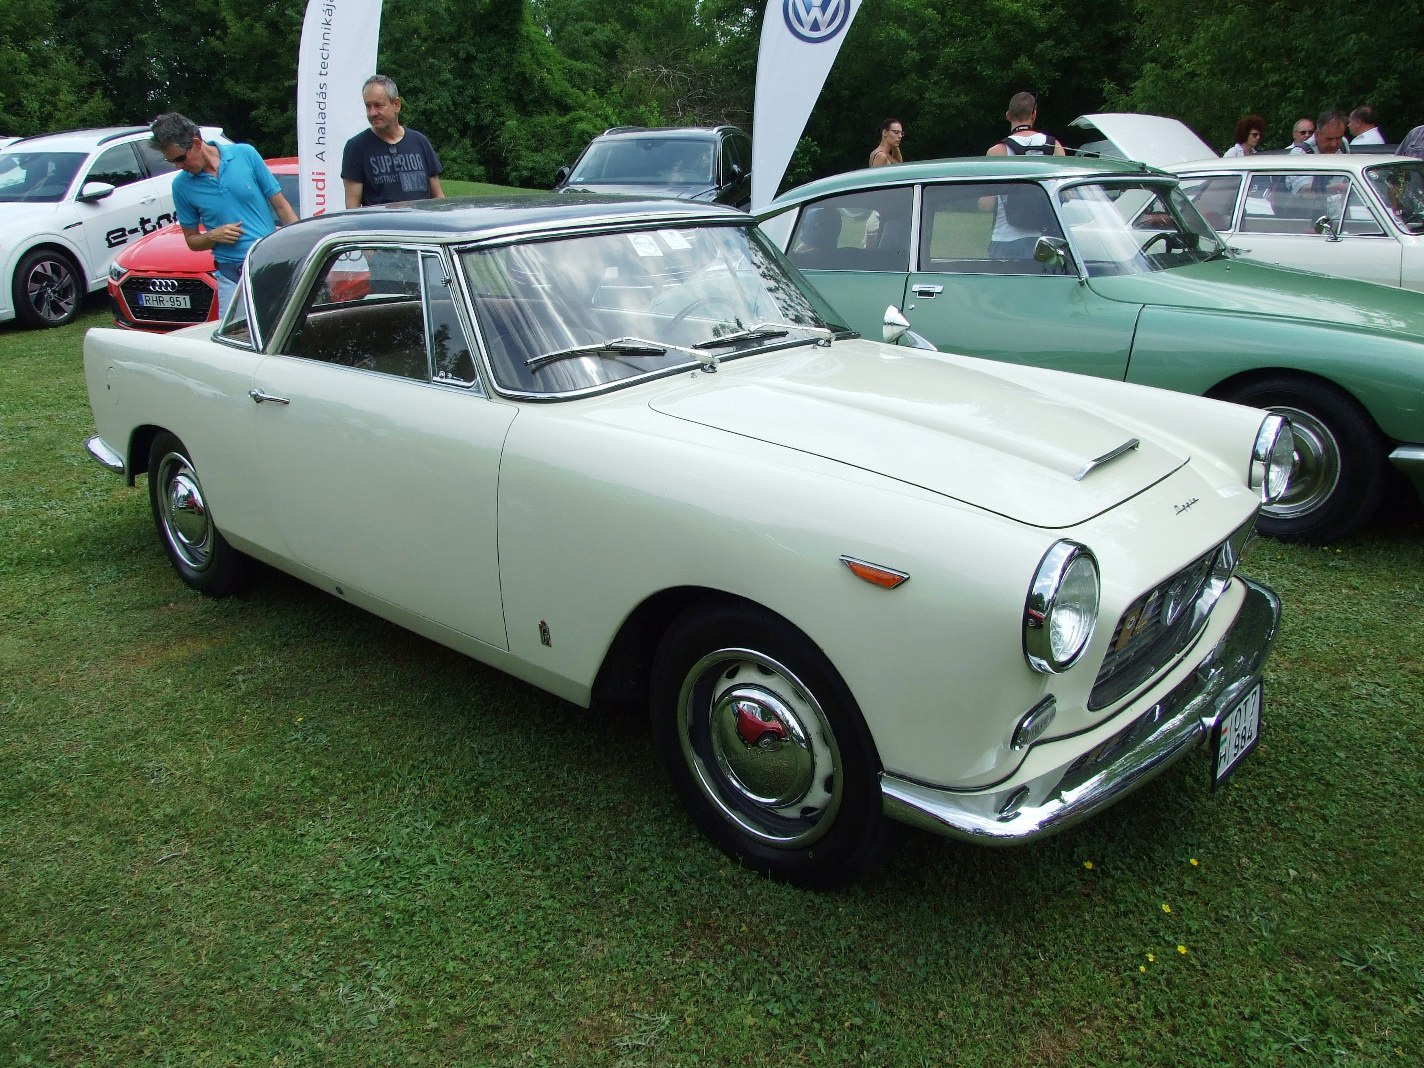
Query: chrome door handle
248 389 290 405
912 284 943 298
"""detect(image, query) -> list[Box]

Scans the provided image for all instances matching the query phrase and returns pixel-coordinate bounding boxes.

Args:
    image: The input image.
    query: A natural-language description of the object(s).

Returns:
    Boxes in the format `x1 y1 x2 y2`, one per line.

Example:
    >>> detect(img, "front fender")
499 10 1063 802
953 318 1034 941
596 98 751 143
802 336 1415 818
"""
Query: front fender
1125 306 1424 444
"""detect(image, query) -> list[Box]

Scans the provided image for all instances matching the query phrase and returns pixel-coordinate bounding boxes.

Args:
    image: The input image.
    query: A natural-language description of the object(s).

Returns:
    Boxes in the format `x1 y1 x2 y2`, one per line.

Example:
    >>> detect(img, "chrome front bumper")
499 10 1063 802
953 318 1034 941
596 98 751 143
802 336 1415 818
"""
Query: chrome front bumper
881 577 1281 844
85 435 126 475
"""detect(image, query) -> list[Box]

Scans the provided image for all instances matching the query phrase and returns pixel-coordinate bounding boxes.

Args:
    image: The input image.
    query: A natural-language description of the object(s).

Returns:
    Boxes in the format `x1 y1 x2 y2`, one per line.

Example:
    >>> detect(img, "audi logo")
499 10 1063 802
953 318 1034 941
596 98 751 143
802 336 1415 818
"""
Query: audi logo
148 278 180 293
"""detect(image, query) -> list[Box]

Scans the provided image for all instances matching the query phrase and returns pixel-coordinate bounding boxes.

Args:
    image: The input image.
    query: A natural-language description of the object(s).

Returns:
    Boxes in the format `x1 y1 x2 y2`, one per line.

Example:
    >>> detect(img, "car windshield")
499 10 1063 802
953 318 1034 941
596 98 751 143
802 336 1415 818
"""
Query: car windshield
1364 161 1424 234
1055 180 1228 277
0 150 86 203
568 138 715 187
461 222 846 396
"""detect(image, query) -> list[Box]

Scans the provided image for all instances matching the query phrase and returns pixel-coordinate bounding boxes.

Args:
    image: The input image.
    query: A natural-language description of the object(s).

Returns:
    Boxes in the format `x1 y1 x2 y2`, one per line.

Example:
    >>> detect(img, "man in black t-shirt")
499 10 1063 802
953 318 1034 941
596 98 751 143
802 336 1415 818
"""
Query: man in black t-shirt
341 74 445 208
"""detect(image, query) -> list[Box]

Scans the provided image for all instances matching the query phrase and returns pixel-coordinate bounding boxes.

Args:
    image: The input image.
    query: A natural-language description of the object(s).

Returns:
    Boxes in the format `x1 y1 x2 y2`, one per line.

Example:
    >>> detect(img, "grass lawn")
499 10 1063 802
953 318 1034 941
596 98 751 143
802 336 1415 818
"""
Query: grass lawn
2 305 1422 1065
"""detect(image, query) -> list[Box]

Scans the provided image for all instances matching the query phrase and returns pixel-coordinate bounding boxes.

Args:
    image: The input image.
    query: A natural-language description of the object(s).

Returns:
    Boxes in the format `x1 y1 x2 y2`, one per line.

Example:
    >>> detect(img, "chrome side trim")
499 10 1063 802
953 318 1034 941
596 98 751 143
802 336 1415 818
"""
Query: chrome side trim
882 578 1281 844
1389 444 1424 473
84 435 126 475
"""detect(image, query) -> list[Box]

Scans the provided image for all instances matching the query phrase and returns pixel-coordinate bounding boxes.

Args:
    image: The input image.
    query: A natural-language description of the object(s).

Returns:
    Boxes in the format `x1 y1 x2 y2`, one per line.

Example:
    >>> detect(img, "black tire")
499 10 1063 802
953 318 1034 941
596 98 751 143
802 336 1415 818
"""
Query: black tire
650 601 890 889
147 433 251 596
12 248 82 328
1221 376 1386 543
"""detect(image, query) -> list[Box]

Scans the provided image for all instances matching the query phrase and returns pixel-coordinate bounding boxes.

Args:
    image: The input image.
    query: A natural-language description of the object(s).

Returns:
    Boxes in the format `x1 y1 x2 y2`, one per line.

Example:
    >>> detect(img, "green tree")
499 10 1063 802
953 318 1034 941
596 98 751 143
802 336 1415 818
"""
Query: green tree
0 0 109 134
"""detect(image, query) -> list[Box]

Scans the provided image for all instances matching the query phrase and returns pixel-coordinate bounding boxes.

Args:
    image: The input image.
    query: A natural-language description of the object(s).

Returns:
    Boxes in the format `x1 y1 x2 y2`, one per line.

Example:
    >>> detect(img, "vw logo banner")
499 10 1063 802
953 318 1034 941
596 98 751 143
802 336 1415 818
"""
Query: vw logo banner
751 0 862 211
297 0 382 218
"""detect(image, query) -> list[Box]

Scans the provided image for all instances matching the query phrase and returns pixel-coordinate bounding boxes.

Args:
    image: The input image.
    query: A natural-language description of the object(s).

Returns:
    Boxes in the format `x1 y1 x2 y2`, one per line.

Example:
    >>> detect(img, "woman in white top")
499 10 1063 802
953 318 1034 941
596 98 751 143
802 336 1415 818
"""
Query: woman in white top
1224 115 1266 157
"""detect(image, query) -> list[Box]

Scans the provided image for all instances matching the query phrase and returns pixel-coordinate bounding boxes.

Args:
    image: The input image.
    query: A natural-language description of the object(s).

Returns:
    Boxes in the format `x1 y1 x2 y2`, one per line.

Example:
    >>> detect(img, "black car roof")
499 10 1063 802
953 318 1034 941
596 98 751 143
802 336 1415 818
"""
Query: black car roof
246 194 747 345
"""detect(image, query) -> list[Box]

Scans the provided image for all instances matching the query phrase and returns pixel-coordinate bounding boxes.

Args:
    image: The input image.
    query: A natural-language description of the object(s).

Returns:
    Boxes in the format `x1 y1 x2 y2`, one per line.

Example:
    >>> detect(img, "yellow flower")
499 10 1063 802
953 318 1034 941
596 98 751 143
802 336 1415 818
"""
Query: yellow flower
1162 903 1171 913
1190 858 1199 866
1146 953 1155 962
1139 965 1147 973
1178 945 1188 955
1083 861 1094 870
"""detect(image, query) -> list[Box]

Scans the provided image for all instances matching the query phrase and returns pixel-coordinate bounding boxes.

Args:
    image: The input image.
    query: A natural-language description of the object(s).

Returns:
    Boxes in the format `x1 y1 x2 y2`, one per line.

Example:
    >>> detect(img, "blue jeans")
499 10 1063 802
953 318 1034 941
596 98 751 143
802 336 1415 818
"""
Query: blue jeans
215 262 243 317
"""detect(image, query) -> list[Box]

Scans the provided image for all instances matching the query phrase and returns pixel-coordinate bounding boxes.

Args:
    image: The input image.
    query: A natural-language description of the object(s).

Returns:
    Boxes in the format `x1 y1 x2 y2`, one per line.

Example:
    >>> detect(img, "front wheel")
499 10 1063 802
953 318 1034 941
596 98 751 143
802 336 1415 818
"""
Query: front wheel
1221 376 1386 543
147 433 251 596
12 248 81 328
650 602 889 889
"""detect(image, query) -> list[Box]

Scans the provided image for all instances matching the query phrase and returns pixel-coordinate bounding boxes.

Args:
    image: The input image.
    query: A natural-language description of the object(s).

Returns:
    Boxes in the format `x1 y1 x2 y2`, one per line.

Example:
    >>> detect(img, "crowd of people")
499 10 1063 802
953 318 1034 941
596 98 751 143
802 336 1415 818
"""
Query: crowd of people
1226 105 1424 160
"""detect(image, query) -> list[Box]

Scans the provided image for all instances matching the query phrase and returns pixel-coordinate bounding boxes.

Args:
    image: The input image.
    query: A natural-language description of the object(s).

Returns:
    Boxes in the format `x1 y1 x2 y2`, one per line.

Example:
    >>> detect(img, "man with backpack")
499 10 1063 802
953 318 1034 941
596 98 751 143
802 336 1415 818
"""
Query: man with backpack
986 92 1067 158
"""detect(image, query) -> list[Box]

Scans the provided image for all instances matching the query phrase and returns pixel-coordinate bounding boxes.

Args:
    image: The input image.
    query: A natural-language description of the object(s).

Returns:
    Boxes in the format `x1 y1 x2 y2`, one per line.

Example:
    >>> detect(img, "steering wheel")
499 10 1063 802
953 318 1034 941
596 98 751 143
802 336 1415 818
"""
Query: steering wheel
1140 231 1179 254
668 295 741 331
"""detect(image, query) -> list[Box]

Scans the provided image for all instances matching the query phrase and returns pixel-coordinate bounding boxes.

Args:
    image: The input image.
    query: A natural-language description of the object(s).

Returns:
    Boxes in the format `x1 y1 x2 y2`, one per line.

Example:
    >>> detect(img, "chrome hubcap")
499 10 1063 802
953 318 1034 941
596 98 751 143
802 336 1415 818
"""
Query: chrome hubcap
679 648 840 847
157 453 214 571
1262 406 1340 521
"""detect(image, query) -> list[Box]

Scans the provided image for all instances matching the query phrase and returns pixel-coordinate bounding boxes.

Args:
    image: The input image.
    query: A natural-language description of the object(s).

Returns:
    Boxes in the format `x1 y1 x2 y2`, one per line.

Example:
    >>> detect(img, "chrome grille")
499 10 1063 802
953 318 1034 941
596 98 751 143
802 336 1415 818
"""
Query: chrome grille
1088 520 1254 710
119 277 214 325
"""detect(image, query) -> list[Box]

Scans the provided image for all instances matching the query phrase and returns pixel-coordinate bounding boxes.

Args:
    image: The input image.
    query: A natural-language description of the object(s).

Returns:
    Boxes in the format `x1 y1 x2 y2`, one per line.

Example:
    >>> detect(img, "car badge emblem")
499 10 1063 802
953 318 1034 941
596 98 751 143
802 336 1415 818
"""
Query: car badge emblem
150 278 179 293
1175 497 1200 515
783 0 852 44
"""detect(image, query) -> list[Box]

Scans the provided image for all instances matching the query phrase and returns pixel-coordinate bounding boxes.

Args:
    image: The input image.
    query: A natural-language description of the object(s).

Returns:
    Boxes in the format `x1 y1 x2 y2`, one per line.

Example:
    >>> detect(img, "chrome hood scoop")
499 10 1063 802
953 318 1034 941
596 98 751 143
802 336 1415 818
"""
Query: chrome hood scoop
648 343 1187 528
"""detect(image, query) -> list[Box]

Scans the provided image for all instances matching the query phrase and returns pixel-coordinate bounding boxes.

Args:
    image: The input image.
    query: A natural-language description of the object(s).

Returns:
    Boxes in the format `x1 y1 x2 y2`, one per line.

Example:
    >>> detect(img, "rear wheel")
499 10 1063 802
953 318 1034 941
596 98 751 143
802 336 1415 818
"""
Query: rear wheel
1221 376 1386 543
147 433 251 596
650 602 889 889
12 248 82 328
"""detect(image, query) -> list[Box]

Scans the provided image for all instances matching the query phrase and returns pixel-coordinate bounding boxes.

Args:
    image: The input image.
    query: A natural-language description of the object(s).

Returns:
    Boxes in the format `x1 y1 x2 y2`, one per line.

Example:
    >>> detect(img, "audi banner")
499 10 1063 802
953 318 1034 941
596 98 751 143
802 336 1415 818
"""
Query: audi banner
750 0 862 212
296 0 383 217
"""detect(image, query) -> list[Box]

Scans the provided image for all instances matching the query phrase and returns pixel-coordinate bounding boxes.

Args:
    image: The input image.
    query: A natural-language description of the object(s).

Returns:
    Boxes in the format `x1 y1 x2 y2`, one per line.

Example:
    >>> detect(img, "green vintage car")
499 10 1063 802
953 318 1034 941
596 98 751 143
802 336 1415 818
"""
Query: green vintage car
759 157 1424 543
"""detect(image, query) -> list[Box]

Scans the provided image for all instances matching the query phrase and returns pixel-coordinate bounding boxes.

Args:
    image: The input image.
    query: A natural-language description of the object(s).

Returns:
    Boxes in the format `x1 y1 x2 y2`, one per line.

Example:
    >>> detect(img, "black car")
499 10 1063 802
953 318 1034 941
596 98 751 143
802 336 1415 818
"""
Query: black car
554 126 752 209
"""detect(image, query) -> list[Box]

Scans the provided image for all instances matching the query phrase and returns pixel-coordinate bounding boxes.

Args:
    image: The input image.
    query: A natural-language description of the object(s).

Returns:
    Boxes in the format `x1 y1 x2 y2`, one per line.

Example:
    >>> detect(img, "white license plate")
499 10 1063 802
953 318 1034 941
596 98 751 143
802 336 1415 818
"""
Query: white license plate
138 292 191 309
1213 683 1261 785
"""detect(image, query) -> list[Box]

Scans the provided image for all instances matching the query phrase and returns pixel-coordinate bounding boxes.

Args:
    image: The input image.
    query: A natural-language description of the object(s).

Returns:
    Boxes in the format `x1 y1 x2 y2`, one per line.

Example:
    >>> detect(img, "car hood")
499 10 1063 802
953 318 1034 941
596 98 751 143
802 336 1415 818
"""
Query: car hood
1070 113 1217 166
647 341 1186 527
559 181 715 201
1088 258 1424 336
114 223 214 271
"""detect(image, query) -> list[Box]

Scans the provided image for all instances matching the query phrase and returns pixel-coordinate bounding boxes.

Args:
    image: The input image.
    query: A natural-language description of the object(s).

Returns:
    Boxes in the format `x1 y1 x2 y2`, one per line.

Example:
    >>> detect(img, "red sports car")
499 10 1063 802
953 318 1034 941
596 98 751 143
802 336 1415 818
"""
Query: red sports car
107 158 299 331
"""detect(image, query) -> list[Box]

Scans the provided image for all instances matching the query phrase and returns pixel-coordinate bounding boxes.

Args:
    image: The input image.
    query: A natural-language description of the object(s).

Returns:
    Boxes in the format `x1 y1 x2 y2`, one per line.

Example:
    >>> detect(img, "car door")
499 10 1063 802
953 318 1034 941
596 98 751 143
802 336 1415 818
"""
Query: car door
905 181 1139 379
77 140 177 282
1233 168 1402 286
249 246 514 650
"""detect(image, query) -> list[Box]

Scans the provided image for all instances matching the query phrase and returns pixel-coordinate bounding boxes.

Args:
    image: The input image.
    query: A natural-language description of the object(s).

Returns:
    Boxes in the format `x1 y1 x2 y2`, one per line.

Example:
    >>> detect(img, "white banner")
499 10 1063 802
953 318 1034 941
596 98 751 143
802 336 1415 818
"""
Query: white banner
751 0 862 212
296 0 382 217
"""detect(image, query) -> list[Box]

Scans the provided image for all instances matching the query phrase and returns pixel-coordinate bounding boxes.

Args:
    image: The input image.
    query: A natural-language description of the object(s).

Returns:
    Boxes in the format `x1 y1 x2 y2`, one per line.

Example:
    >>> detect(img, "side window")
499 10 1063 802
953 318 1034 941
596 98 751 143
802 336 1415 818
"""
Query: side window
720 138 737 185
217 284 254 348
86 143 144 189
1242 174 1340 234
282 247 429 380
422 253 479 387
135 139 177 177
1179 175 1243 231
921 182 1063 273
786 187 913 272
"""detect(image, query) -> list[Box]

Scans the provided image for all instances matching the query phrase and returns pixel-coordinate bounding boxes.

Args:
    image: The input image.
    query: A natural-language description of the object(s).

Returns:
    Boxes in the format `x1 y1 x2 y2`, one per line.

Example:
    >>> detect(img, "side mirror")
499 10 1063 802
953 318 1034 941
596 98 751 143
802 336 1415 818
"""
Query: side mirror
882 305 912 344
1033 235 1070 265
553 165 571 189
77 180 115 203
1313 215 1341 242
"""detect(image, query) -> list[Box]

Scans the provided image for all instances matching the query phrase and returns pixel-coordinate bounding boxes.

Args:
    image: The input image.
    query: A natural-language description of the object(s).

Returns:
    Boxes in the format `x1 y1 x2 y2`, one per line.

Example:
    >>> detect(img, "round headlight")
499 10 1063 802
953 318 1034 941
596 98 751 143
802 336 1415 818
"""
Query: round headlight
1251 414 1294 504
1024 541 1101 674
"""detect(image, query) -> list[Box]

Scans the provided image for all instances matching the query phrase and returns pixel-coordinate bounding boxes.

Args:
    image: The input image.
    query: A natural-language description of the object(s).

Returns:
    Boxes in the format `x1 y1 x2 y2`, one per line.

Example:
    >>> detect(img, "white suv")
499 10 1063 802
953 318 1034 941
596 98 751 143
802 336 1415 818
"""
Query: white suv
0 126 224 328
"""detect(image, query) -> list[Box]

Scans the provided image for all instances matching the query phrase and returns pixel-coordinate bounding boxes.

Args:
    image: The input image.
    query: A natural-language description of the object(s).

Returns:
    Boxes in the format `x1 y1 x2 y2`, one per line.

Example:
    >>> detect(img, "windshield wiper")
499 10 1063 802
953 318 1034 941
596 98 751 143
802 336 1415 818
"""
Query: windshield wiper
526 337 668 373
693 321 832 350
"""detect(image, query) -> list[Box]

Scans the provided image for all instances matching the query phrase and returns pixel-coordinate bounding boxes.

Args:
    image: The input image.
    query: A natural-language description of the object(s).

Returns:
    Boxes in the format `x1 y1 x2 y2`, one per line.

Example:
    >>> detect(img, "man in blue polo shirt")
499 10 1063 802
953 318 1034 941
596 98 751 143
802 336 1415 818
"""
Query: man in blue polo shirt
150 113 298 315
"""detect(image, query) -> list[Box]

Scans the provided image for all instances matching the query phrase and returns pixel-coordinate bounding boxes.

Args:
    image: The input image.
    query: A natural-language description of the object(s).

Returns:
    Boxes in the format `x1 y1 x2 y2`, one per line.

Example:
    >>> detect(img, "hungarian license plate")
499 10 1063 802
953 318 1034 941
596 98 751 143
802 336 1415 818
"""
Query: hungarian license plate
138 292 191 309
1212 683 1261 786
